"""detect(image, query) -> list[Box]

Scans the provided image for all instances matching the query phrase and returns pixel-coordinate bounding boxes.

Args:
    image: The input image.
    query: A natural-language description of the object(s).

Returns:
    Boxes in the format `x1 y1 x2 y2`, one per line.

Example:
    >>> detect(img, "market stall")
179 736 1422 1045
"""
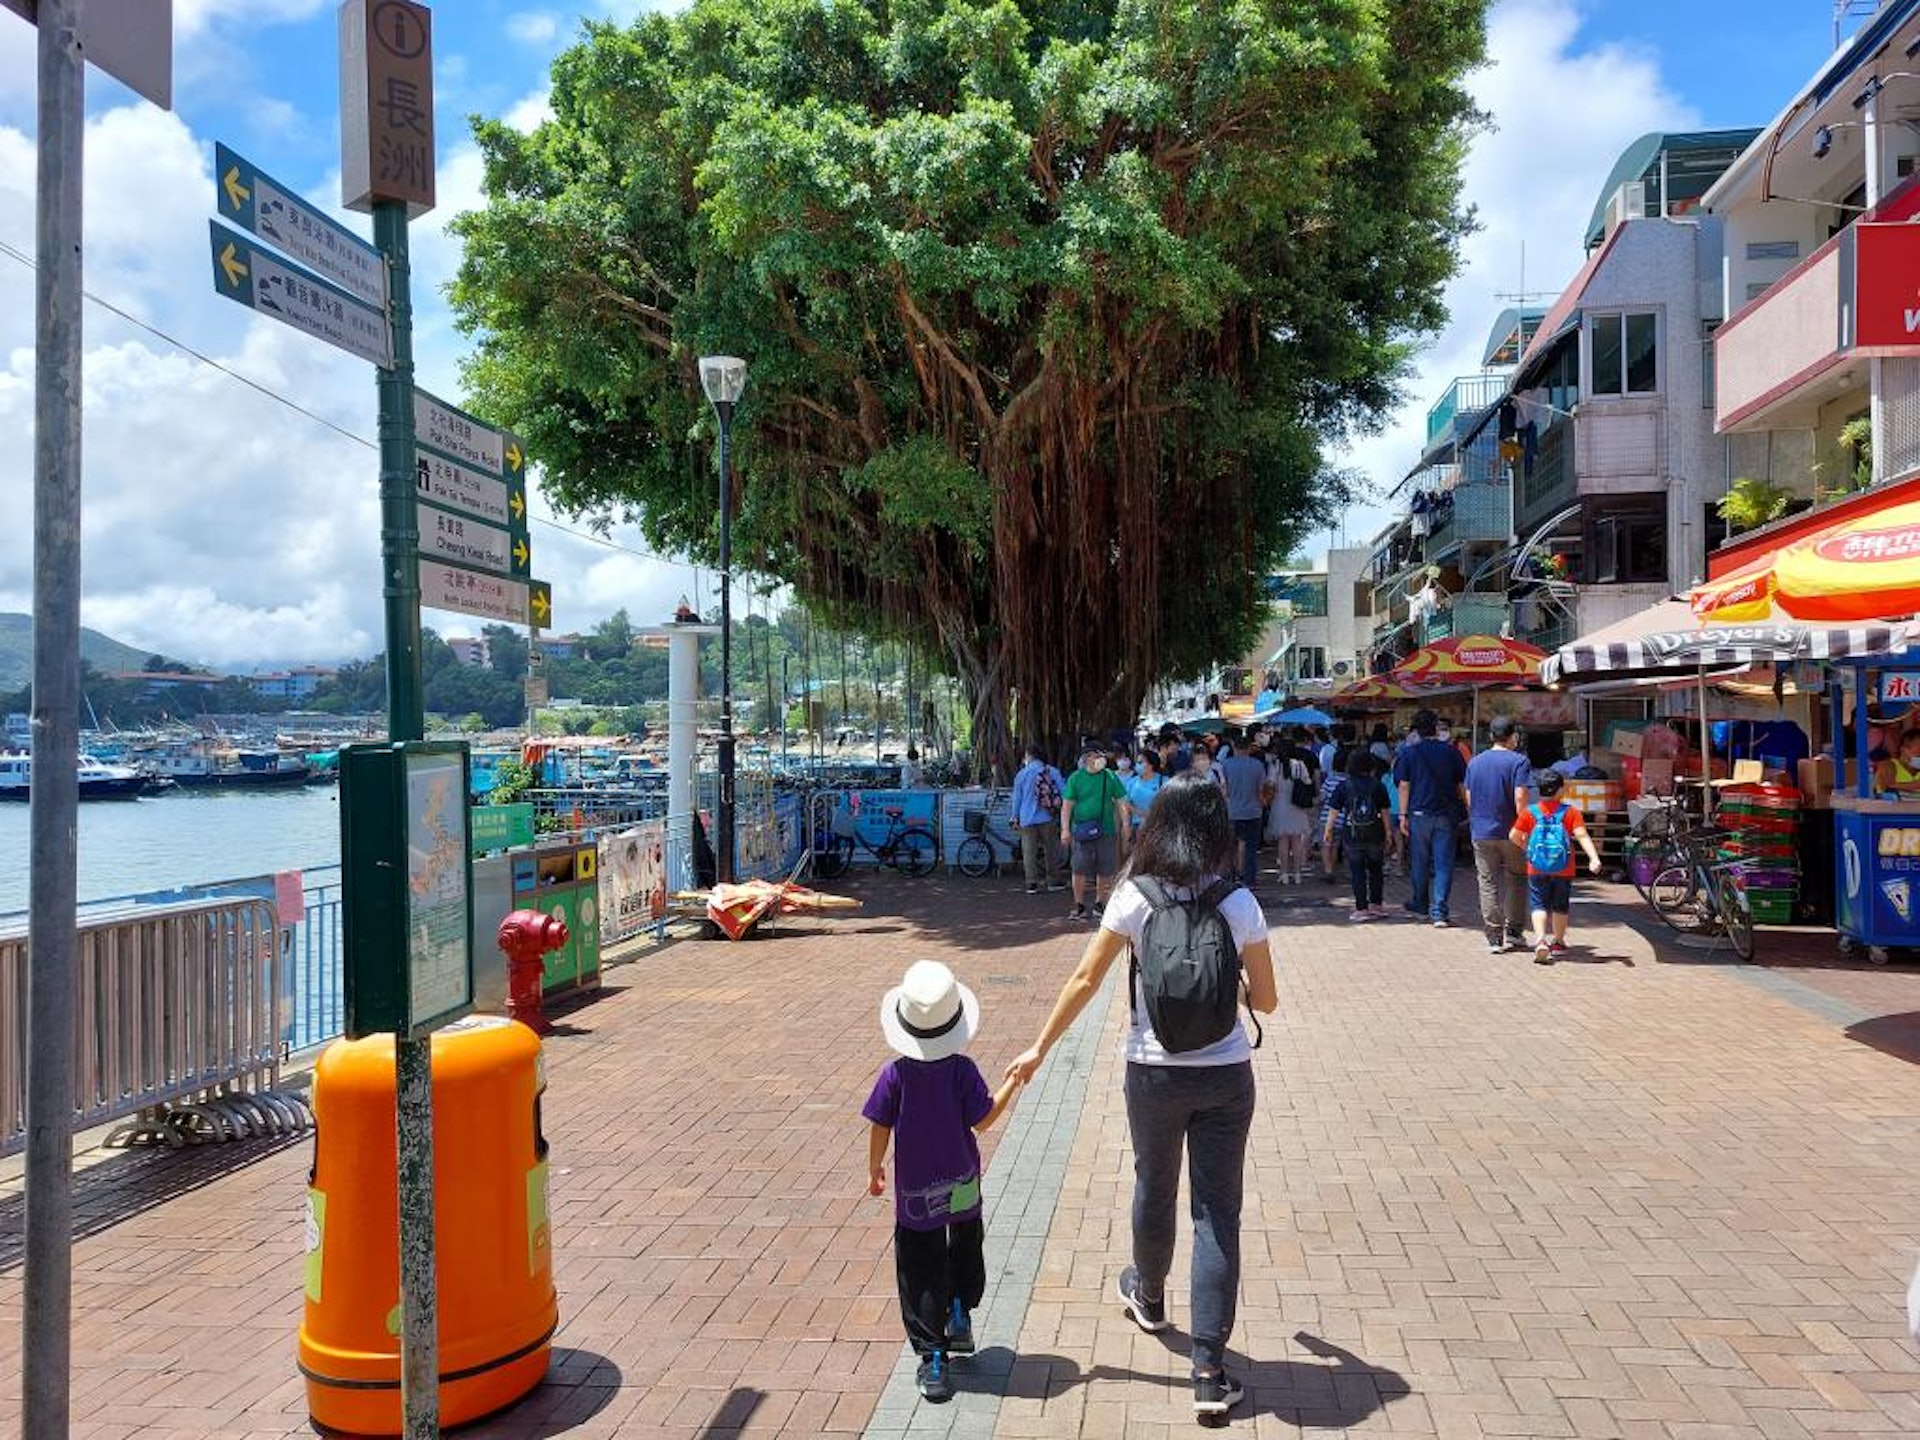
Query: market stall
1823 652 1920 960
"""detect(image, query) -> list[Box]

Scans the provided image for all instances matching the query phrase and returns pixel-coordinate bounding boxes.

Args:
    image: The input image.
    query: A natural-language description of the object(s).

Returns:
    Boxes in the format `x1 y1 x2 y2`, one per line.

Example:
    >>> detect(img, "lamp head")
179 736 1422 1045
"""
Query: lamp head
699 355 748 409
1813 124 1833 160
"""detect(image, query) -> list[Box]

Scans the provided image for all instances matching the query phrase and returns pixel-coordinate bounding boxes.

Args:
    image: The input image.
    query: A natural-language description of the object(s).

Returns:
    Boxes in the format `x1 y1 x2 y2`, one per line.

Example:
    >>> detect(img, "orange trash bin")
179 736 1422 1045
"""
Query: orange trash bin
298 1016 556 1435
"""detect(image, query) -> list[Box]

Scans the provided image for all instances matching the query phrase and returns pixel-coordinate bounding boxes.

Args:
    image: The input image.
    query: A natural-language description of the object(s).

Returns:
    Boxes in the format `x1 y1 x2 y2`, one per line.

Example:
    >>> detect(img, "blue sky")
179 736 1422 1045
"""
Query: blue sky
0 1 1886 666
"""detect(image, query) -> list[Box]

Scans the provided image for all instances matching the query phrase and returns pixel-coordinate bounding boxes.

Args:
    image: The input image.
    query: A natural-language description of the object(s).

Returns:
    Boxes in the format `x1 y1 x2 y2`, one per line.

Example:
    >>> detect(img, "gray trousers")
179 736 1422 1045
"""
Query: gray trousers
1020 821 1059 887
1473 837 1529 939
1125 1061 1255 1374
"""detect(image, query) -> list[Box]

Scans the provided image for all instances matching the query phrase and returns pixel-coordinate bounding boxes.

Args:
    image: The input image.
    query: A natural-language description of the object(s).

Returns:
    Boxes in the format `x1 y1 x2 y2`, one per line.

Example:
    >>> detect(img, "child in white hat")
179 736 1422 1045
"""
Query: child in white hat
865 959 1022 1403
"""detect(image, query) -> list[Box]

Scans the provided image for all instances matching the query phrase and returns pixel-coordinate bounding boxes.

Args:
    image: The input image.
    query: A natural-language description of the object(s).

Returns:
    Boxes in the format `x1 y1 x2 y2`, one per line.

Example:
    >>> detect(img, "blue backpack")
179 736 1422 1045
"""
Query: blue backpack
1526 803 1570 872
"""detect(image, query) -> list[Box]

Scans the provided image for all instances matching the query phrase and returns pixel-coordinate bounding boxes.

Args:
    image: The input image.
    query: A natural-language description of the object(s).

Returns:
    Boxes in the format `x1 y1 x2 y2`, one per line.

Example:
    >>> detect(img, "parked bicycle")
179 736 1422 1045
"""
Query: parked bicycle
1645 823 1754 961
956 797 1019 878
808 793 938 879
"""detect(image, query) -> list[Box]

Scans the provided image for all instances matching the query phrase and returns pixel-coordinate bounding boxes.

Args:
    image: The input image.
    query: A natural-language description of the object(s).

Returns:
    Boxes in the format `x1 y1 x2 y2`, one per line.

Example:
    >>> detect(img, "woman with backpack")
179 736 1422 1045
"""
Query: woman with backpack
1006 774 1278 1419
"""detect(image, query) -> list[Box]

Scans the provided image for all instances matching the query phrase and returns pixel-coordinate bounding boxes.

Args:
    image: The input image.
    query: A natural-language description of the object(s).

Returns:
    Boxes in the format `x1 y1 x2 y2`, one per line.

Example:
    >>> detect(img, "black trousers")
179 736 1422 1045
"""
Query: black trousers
895 1218 986 1356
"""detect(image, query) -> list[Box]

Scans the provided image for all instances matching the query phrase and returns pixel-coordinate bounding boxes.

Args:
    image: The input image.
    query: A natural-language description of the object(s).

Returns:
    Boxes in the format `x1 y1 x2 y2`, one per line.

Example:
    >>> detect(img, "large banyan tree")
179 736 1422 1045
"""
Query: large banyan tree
451 0 1486 767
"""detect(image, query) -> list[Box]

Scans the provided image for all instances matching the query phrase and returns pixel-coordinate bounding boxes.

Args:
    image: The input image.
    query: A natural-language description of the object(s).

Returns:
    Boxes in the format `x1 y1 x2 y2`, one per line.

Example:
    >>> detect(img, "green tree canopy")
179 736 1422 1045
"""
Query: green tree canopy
452 0 1485 766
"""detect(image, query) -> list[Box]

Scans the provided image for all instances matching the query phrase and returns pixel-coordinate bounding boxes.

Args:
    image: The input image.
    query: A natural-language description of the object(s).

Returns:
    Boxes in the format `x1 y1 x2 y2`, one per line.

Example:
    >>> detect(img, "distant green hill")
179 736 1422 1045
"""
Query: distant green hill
0 613 171 692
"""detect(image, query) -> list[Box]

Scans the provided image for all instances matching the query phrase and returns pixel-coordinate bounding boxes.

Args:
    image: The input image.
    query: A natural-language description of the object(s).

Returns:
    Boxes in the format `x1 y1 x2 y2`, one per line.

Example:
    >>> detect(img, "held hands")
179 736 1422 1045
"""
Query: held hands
1005 1047 1043 1086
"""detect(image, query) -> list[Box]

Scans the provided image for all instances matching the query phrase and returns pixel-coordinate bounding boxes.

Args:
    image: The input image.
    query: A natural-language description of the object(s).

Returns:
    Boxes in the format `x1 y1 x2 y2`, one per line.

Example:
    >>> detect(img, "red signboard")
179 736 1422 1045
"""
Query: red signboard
1853 222 1920 348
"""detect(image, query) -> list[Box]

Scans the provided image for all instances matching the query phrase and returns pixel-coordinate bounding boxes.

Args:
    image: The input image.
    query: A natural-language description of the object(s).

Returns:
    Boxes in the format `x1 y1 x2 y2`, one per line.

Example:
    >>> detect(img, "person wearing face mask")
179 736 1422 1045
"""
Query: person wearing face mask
1188 745 1221 788
1876 728 1920 798
1061 743 1132 923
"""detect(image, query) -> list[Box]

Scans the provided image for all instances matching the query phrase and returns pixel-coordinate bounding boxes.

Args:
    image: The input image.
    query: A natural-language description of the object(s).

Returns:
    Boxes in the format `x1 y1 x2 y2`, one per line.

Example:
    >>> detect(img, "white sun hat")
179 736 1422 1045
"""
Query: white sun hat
879 960 980 1062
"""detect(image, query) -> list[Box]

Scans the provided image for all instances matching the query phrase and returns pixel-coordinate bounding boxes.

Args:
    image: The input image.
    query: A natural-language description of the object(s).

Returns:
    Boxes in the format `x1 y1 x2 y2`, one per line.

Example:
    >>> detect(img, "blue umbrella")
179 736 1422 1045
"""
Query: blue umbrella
1264 705 1332 726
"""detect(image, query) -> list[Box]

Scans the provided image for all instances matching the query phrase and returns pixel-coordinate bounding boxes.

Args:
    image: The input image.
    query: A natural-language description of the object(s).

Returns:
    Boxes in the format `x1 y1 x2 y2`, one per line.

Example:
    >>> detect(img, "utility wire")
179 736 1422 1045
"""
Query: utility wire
0 234 710 578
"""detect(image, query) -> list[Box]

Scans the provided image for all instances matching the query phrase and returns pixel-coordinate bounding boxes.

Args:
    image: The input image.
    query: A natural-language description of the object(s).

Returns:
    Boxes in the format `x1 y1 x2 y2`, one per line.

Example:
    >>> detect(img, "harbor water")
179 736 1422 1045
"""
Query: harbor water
0 784 343 914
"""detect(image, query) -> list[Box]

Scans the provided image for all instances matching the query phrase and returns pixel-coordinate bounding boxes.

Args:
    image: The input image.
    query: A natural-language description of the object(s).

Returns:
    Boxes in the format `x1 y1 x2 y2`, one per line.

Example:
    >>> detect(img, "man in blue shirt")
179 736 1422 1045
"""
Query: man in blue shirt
1393 709 1468 926
1218 729 1270 891
1465 716 1534 953
1010 745 1068 894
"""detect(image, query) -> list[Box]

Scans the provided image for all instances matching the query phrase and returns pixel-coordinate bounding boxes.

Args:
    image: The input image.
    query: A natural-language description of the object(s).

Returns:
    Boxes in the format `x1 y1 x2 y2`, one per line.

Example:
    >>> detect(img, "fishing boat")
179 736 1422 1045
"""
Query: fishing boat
0 752 156 801
139 739 310 789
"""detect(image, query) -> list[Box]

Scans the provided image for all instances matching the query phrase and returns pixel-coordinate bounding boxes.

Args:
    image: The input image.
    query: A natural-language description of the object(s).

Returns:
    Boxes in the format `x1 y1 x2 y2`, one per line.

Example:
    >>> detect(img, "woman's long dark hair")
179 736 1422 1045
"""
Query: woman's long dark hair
1124 772 1234 888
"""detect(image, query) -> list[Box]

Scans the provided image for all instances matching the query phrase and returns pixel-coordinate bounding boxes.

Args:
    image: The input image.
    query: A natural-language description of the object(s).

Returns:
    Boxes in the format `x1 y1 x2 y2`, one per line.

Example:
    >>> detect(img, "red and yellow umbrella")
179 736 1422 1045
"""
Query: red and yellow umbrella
1689 553 1775 623
1767 499 1920 622
1390 634 1546 686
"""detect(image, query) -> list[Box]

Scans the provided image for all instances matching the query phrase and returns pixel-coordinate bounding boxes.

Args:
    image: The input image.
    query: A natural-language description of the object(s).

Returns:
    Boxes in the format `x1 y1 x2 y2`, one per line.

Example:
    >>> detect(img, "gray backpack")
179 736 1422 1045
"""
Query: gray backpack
1129 877 1260 1052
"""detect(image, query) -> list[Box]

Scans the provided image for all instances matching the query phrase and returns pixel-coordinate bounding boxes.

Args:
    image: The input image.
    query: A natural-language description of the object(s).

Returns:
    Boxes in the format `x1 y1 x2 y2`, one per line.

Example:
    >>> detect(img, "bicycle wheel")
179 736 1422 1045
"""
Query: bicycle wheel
814 835 853 880
1718 870 1754 961
1623 834 1678 903
1649 864 1708 932
890 827 938 877
956 835 995 878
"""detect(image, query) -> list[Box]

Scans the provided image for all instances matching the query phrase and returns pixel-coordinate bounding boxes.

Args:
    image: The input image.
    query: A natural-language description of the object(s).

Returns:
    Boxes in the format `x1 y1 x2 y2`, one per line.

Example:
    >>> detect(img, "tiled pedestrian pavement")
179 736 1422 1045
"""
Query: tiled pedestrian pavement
3 863 1920 1438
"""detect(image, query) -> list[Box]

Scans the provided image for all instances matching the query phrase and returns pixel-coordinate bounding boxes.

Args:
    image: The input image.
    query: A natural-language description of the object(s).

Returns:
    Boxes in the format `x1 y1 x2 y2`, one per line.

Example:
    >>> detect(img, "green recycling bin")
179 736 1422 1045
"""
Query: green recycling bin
509 840 602 996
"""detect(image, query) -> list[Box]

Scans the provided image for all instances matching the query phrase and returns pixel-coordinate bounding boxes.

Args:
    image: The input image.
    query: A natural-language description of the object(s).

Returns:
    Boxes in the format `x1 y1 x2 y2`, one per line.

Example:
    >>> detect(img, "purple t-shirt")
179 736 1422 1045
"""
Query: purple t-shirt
862 1055 992 1231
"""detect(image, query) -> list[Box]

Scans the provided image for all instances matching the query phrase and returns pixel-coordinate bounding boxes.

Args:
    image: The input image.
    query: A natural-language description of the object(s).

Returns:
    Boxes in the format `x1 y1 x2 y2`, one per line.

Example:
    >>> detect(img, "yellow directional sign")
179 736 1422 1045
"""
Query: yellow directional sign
207 220 392 368
214 144 387 312
513 536 529 570
217 241 247 288
510 490 525 522
529 581 552 628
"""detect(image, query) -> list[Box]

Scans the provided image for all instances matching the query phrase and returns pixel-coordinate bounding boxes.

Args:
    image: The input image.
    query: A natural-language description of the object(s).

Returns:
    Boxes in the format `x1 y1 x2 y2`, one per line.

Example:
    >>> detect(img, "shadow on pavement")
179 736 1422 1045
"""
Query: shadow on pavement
459 1350 626 1437
694 1384 762 1437
954 1335 1410 1428
1844 1010 1920 1065
0 1130 307 1273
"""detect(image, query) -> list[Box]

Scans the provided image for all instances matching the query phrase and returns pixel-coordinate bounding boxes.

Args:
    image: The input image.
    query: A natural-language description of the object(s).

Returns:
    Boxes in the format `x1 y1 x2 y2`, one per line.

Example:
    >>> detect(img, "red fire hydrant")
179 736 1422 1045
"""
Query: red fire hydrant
499 909 569 1034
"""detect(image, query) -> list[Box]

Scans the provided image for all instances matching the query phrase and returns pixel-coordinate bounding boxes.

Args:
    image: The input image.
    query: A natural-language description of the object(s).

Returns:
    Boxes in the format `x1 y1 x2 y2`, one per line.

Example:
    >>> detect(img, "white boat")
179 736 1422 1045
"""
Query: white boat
0 752 155 801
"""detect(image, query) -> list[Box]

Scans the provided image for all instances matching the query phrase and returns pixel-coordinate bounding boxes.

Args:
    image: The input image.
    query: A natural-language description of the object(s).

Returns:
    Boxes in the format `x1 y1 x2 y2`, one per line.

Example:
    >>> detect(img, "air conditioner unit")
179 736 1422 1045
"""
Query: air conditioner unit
1604 181 1647 239
1331 659 1354 678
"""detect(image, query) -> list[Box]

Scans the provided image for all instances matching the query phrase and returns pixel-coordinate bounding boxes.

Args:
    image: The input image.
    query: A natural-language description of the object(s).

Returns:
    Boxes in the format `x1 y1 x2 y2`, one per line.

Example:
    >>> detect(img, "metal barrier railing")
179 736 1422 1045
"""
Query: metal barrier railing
0 895 289 1157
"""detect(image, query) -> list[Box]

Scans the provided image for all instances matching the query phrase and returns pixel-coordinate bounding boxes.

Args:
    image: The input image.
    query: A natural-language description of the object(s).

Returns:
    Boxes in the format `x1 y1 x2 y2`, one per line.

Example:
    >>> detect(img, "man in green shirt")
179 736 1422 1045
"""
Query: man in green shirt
1060 743 1132 923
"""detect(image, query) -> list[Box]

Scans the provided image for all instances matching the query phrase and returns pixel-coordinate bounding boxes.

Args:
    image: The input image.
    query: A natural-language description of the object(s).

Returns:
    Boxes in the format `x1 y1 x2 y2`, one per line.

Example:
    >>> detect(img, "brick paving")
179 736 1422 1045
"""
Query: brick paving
0 862 1918 1439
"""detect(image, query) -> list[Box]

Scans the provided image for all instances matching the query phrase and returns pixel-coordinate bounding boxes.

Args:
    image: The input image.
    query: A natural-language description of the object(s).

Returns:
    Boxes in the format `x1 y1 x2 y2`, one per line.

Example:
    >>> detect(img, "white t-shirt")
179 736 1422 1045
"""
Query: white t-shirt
1101 877 1270 1067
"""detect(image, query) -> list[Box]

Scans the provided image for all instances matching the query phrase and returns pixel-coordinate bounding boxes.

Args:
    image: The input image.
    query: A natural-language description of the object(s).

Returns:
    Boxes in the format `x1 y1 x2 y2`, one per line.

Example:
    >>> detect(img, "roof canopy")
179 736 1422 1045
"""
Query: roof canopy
1581 128 1764 251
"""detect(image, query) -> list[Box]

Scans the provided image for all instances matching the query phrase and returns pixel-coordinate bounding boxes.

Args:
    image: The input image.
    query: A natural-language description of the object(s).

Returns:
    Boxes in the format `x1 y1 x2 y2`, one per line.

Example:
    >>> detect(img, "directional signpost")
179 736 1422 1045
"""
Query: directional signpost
413 386 546 622
208 220 392 367
196 9 558 1432
215 142 387 310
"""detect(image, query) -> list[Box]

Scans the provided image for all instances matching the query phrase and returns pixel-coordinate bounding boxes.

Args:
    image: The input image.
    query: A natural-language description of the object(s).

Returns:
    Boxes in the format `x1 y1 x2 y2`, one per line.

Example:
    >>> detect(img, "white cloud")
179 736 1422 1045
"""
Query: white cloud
0 90 702 670
1326 0 1701 552
505 12 561 46
175 0 330 41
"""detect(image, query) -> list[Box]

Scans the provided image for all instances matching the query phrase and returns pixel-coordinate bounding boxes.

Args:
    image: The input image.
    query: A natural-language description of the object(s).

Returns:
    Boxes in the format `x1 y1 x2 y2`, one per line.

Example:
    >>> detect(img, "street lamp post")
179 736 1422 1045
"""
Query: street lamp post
699 355 747 884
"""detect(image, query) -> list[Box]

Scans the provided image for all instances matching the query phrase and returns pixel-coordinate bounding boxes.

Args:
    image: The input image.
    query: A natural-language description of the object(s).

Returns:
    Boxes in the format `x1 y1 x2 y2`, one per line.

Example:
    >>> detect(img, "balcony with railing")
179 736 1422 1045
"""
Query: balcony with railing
1425 374 1509 448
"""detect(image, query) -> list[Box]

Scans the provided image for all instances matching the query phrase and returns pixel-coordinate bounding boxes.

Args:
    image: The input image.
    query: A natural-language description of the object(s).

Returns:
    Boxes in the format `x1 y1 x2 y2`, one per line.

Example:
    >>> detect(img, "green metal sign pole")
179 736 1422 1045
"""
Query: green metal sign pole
373 197 439 1439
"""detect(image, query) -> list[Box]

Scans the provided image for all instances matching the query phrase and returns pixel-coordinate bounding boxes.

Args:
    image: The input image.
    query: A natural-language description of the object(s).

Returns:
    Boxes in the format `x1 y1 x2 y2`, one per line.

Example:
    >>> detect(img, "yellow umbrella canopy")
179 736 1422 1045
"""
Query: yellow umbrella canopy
1390 634 1546 685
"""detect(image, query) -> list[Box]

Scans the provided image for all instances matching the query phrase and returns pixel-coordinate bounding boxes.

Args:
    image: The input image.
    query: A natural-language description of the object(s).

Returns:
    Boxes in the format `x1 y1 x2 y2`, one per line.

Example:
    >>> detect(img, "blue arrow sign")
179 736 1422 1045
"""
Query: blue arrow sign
215 143 386 311
209 220 392 368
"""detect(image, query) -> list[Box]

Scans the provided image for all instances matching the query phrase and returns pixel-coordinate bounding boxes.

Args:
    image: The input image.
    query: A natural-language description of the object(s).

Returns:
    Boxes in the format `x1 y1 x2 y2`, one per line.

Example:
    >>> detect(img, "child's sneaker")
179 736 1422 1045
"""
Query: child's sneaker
945 1298 975 1355
1533 939 1553 965
916 1350 953 1403
1348 908 1371 923
1550 940 1570 960
1115 1265 1168 1332
1193 1370 1245 1416
1068 903 1087 922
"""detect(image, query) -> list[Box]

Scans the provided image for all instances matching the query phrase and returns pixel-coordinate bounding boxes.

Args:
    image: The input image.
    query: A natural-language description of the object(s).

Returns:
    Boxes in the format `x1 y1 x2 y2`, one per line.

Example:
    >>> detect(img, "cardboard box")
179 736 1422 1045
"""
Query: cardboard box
1798 755 1834 809
1610 728 1646 760
1641 758 1676 796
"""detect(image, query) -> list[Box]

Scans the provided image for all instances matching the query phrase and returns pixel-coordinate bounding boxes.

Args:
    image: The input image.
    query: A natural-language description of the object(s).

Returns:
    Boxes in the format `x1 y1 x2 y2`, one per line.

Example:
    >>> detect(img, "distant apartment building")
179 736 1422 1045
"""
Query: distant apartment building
1258 549 1374 694
109 670 229 698
249 665 338 700
1368 128 1758 665
537 633 582 660
446 635 490 668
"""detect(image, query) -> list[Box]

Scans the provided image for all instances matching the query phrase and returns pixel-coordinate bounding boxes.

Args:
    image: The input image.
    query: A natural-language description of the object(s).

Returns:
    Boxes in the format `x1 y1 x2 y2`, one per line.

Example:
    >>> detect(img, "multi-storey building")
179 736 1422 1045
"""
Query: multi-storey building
1368 129 1759 666
1703 2 1920 583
